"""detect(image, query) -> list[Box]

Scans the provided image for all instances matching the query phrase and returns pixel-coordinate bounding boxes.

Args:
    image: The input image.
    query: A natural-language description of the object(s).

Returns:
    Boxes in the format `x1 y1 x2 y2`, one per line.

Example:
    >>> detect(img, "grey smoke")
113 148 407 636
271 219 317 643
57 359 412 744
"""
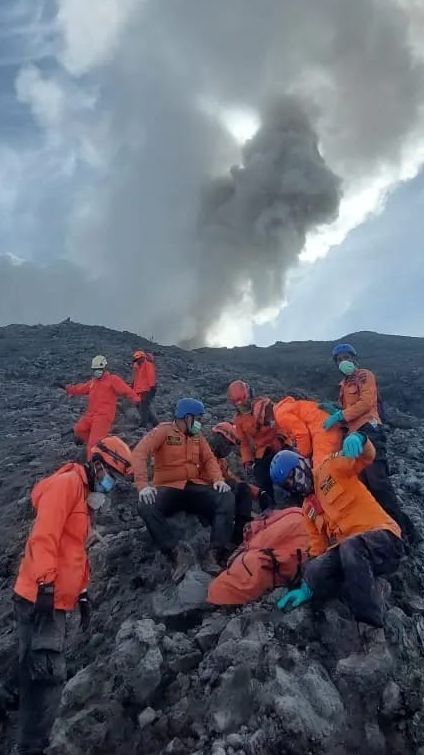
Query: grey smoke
0 0 423 345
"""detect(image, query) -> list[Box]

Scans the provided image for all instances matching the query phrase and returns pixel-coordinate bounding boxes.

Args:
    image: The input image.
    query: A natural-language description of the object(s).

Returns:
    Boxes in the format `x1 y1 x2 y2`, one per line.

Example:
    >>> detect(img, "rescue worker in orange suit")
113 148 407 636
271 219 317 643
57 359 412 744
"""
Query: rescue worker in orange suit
271 433 404 627
322 343 416 543
227 381 282 508
54 355 139 456
209 422 262 544
132 350 158 428
132 399 235 581
13 437 133 755
274 396 343 468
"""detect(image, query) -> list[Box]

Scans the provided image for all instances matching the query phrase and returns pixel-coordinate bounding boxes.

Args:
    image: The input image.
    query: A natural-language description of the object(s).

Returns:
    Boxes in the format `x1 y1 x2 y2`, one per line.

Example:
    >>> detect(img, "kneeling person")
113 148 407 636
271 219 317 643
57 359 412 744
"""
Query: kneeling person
270 433 404 627
132 398 235 581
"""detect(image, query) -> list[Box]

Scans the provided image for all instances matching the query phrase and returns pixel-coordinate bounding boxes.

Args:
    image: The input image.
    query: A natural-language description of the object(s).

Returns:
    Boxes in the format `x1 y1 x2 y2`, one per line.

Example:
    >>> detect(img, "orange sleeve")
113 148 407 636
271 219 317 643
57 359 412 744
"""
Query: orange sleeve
65 380 91 396
200 437 224 483
27 476 80 584
342 372 376 423
303 512 328 557
277 413 312 459
111 375 140 404
235 418 254 464
330 440 376 479
132 425 168 490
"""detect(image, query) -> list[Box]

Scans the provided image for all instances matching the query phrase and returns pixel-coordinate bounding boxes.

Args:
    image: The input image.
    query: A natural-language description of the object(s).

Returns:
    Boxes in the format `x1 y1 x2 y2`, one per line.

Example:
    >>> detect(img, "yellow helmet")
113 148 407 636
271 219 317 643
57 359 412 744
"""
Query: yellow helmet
91 355 107 370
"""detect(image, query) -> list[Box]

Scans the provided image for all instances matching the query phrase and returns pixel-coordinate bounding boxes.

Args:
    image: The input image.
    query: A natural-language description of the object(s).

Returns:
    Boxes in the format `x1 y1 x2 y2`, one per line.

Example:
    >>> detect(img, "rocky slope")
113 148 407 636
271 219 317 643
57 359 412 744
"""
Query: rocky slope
1 321 424 755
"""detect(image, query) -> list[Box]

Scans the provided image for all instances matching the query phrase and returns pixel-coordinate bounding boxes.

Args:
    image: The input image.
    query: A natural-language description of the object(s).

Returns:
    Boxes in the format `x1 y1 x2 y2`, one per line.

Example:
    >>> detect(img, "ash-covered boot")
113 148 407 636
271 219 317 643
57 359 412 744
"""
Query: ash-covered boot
202 547 222 576
171 541 196 584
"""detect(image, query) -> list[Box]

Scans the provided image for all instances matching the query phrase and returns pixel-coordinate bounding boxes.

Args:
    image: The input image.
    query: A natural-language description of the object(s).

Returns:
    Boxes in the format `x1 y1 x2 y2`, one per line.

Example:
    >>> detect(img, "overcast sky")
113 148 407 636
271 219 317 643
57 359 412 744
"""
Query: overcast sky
1 0 423 347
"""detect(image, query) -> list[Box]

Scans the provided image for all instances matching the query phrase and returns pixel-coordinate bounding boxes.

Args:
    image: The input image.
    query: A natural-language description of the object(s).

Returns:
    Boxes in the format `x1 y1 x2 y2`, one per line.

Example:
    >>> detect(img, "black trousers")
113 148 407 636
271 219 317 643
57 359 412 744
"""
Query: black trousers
138 483 235 553
304 530 404 627
139 391 159 428
232 482 253 545
359 423 416 542
253 451 276 507
14 595 67 755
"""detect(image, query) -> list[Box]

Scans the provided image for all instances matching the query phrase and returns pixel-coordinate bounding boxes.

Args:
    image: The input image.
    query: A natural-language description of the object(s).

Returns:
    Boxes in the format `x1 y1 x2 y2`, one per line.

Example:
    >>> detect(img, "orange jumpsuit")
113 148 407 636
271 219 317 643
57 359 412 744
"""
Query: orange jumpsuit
14 463 90 610
66 371 139 454
274 397 343 467
339 369 381 431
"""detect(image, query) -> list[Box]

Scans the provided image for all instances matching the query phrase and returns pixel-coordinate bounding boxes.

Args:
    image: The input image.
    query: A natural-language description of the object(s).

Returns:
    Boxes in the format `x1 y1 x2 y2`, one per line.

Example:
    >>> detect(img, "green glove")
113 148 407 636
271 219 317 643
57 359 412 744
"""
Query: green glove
323 409 344 430
342 432 366 459
277 581 313 611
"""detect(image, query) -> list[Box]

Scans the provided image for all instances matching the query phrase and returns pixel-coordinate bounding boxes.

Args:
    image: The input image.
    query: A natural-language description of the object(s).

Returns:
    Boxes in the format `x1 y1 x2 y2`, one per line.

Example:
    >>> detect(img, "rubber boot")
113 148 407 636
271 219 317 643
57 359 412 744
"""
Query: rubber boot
171 542 196 584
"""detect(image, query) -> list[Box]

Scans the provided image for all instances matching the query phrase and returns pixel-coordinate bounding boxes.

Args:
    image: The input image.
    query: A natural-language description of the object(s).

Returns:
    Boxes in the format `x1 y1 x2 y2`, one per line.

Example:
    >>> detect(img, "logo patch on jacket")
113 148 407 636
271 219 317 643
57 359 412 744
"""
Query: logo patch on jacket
167 436 182 446
320 475 336 496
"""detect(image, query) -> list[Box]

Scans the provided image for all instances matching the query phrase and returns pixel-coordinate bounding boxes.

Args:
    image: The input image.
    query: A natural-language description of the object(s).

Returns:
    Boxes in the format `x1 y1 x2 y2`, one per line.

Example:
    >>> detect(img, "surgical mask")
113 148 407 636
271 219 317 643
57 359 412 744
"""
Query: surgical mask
87 492 106 511
338 360 356 377
95 473 116 494
92 369 104 380
190 420 202 436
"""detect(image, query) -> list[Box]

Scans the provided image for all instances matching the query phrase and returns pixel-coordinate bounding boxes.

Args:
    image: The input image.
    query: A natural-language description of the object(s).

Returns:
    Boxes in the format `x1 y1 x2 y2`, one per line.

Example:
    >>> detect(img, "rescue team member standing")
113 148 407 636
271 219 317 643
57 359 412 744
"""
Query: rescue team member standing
13 437 133 755
323 343 416 543
54 355 139 456
274 396 343 468
270 433 403 627
132 398 235 581
227 381 282 506
131 350 158 428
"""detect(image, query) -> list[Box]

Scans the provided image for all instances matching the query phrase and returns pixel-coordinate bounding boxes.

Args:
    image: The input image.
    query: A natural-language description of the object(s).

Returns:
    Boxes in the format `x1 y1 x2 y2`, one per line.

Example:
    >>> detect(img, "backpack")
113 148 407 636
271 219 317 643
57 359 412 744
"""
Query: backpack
207 507 310 606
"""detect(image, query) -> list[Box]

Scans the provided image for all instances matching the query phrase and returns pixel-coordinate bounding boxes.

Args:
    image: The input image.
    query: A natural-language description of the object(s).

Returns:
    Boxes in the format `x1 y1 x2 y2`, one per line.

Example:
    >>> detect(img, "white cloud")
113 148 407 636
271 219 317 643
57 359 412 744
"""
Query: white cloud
56 0 139 75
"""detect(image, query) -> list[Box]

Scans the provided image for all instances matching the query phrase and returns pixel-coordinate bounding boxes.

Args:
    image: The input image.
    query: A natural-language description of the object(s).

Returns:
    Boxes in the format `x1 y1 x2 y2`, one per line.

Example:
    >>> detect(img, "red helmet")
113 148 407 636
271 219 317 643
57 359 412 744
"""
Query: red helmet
252 398 274 427
132 350 145 362
212 422 239 445
91 436 133 477
227 380 252 406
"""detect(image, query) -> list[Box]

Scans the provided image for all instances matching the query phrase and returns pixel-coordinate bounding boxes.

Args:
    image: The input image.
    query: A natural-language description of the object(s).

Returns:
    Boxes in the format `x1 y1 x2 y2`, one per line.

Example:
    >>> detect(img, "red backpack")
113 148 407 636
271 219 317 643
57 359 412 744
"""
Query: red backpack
207 508 310 606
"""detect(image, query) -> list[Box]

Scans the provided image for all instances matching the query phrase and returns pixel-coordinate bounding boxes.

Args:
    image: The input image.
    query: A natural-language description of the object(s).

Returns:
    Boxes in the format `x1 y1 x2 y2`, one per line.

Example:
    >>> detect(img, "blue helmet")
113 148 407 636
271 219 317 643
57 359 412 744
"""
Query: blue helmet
331 343 357 361
270 450 302 485
175 398 205 419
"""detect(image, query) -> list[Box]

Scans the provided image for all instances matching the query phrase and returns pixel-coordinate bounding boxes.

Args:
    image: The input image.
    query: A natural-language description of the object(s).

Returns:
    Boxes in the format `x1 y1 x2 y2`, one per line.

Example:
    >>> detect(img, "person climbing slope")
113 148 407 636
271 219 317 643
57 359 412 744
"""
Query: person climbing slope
132 399 235 581
13 437 133 755
270 432 404 627
274 396 343 468
322 343 417 543
227 381 282 506
132 350 159 428
54 355 139 457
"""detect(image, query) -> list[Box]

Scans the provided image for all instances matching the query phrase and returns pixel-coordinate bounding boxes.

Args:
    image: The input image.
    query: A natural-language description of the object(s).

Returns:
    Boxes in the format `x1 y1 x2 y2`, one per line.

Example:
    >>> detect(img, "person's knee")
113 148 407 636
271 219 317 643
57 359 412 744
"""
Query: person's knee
215 490 235 517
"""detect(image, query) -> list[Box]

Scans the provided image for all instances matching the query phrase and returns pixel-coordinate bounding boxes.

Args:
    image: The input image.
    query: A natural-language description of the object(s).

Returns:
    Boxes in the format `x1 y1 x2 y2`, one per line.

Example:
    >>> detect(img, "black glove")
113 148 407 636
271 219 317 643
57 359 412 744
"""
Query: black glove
52 381 66 390
78 590 91 632
34 582 54 622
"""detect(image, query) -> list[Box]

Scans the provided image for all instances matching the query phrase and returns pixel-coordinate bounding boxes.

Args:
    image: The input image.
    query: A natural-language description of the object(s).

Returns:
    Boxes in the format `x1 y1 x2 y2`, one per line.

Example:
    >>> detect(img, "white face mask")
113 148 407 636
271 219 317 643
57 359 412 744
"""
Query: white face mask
87 492 106 511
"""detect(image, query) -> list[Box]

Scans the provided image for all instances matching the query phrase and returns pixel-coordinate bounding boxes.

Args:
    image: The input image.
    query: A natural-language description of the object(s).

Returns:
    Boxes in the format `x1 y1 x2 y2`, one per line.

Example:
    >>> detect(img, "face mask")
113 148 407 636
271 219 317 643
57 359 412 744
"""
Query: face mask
95 473 116 494
338 360 356 377
87 492 106 511
93 369 104 380
190 420 202 436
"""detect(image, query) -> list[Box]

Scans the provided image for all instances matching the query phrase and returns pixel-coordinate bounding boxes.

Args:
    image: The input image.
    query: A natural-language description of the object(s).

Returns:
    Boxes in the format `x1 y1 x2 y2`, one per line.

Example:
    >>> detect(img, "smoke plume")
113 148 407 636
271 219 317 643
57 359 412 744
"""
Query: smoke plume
0 0 423 345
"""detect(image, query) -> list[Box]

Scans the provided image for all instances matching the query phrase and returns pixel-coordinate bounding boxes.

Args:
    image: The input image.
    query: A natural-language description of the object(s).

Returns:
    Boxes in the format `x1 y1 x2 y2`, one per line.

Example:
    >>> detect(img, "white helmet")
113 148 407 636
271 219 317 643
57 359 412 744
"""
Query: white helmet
91 355 107 370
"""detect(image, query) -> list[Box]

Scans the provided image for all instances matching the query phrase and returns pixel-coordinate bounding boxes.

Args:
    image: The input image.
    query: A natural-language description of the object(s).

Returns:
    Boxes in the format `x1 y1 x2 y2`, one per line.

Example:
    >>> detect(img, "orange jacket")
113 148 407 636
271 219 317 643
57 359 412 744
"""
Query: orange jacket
14 463 90 611
132 422 223 490
217 457 260 498
303 441 401 557
234 398 282 464
132 361 155 395
274 397 343 467
66 371 139 420
339 369 381 432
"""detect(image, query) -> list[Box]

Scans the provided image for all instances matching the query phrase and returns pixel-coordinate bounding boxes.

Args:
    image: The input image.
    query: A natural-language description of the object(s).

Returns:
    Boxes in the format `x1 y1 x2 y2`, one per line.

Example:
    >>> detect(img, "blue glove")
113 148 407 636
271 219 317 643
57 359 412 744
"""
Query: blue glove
277 581 313 611
342 432 366 459
323 409 344 430
319 401 341 415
